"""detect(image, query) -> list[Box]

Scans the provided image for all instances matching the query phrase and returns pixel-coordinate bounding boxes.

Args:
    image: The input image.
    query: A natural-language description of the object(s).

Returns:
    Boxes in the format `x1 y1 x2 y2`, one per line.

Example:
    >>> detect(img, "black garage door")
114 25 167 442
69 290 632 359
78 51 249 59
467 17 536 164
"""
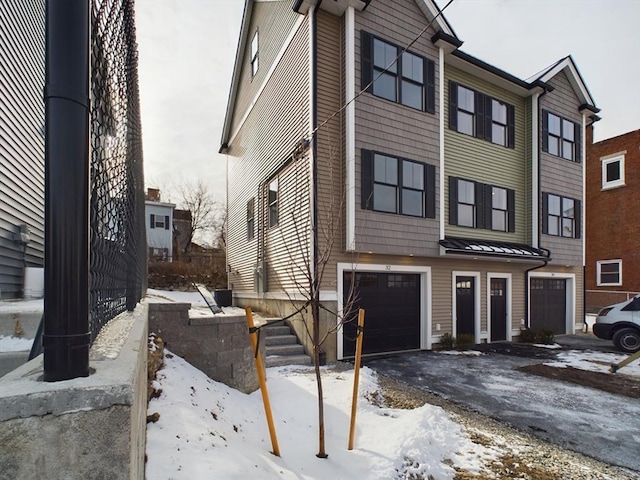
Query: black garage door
530 278 566 334
343 272 421 357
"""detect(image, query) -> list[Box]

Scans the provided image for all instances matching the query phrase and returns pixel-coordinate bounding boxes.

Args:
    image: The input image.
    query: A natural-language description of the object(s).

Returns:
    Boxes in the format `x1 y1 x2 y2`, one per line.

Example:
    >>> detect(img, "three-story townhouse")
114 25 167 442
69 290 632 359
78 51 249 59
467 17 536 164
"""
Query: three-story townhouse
220 0 598 361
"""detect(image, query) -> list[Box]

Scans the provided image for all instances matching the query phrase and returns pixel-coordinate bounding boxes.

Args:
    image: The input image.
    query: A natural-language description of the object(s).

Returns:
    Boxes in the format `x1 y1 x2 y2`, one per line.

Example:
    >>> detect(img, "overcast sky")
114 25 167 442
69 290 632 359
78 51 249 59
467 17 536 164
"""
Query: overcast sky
136 0 640 204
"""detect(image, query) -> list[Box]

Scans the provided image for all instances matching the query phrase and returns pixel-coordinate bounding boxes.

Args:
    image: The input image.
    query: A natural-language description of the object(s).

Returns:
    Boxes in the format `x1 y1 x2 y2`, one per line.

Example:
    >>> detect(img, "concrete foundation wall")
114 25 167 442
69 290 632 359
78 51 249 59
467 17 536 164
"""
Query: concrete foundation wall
148 302 259 393
0 305 148 479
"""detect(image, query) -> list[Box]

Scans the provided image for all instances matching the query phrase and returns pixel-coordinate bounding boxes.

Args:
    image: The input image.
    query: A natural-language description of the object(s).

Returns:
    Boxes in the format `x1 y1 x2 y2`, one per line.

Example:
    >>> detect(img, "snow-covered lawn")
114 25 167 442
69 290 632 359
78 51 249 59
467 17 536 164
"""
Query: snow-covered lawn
146 353 501 479
545 349 640 377
0 335 33 352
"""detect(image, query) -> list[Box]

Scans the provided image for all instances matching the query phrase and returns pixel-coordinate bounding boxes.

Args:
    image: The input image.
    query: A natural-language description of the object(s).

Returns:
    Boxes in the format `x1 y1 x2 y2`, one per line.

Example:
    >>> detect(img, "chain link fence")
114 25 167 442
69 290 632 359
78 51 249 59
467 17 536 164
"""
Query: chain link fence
89 0 146 341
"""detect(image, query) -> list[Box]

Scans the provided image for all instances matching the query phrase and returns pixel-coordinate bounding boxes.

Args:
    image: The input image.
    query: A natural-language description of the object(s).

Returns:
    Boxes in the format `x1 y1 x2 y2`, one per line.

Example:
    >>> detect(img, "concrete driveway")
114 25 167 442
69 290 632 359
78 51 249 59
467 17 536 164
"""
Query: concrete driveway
364 336 640 472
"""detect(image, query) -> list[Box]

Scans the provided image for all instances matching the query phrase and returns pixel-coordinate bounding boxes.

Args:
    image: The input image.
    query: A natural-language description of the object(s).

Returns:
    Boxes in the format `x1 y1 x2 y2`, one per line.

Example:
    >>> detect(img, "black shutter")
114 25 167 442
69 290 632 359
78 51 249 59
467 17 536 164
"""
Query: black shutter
574 199 581 239
483 95 492 142
541 109 549 153
483 184 493 230
475 181 485 229
425 163 436 218
541 192 549 234
507 104 515 148
507 188 515 232
425 59 436 114
448 81 458 131
165 216 170 230
150 214 155 229
448 176 458 225
361 31 373 92
361 149 373 210
574 122 581 162
474 91 484 140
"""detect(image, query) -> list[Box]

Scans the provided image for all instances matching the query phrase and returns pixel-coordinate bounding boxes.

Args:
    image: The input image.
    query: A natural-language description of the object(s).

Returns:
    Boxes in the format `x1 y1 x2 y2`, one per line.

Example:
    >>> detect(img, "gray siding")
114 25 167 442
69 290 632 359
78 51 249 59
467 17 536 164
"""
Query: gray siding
539 70 583 266
226 12 311 294
444 66 529 243
353 0 440 256
0 1 45 298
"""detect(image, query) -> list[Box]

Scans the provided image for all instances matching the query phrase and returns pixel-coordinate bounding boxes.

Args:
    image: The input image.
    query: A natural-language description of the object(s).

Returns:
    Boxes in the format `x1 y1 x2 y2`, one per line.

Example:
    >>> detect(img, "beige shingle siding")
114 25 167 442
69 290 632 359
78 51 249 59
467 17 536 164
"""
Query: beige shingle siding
0 0 45 298
353 0 440 256
443 66 528 243
230 1 300 136
539 70 583 266
226 13 311 294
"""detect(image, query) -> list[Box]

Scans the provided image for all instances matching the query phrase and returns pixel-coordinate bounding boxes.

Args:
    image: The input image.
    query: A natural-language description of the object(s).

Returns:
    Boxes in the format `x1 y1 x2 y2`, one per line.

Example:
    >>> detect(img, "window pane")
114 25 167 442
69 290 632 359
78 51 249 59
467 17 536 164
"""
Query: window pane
492 124 506 146
562 218 573 237
548 194 560 215
492 187 507 210
374 154 397 184
402 52 423 82
492 99 507 124
492 210 506 231
269 179 278 203
548 136 559 156
401 80 422 109
373 184 396 213
562 198 574 219
373 38 396 73
402 189 423 216
563 119 574 140
606 161 621 182
458 86 474 112
373 71 397 102
402 161 423 189
458 111 474 136
458 204 474 227
548 113 561 135
251 32 258 58
600 262 619 274
562 140 574 160
601 272 620 284
458 180 475 204
548 217 559 236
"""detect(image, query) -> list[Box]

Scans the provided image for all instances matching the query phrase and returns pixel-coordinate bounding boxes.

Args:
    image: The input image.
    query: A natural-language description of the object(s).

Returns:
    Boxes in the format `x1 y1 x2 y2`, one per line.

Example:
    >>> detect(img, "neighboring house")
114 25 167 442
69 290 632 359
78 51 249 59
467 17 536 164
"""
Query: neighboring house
585 128 639 312
145 188 175 262
220 0 599 361
0 1 46 299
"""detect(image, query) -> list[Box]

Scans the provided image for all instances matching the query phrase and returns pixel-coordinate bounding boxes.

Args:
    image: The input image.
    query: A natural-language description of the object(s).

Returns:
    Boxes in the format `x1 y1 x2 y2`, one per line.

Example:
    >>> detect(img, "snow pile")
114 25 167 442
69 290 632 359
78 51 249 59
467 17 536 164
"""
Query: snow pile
0 335 33 352
146 352 500 479
545 350 640 377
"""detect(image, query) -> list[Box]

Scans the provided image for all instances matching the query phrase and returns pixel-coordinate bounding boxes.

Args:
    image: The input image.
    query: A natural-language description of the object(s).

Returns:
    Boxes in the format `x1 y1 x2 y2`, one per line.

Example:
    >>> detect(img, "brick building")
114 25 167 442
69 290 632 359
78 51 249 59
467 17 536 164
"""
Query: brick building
585 127 640 311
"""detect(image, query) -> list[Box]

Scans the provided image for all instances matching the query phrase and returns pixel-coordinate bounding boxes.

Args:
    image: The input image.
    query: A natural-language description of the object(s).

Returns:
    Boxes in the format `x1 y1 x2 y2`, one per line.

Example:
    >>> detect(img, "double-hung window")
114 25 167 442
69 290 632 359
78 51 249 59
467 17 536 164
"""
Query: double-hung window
449 81 515 148
601 154 625 189
268 178 278 228
542 110 581 161
449 177 515 232
250 30 259 77
596 260 622 286
361 150 436 218
150 214 170 230
247 198 255 240
542 193 581 238
361 31 435 113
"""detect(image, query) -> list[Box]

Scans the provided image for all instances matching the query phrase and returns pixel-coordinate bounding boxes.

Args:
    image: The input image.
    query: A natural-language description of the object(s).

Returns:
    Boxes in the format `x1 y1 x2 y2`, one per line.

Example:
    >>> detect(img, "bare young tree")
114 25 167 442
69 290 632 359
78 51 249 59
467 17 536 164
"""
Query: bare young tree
176 180 221 251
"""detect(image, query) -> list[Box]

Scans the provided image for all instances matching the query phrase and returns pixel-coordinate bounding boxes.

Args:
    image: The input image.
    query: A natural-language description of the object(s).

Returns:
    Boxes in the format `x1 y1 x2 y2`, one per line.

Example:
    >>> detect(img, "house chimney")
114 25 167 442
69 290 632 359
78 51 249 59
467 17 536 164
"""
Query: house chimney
147 188 160 201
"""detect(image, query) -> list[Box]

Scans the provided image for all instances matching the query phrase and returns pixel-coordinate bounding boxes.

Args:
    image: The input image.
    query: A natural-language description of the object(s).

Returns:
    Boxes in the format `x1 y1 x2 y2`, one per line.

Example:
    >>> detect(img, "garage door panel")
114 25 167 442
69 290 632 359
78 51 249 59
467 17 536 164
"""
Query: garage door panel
530 278 566 334
343 272 421 357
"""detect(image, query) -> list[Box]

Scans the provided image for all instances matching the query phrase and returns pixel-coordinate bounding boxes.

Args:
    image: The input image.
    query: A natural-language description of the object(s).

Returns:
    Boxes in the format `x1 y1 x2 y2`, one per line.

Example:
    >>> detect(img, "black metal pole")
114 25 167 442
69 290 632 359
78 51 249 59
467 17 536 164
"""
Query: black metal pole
43 0 91 381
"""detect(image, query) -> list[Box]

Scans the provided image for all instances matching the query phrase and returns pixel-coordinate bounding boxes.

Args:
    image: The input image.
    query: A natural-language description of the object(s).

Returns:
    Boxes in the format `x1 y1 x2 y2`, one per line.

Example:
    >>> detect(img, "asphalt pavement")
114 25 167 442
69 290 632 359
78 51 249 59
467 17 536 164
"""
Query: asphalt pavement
365 337 640 472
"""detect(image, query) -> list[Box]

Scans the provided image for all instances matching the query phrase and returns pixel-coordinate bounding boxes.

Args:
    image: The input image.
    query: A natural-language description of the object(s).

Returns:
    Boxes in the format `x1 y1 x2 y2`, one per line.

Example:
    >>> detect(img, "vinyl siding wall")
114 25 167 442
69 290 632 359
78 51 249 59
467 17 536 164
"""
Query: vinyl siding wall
352 0 440 256
444 66 529 243
0 1 45 298
226 11 311 294
539 70 583 266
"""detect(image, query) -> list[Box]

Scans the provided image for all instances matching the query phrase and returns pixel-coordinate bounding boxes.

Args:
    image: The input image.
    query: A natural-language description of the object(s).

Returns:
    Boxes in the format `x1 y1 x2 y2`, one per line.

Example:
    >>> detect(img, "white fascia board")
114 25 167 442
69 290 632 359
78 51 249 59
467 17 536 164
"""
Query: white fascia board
531 92 540 248
439 46 445 240
538 57 595 108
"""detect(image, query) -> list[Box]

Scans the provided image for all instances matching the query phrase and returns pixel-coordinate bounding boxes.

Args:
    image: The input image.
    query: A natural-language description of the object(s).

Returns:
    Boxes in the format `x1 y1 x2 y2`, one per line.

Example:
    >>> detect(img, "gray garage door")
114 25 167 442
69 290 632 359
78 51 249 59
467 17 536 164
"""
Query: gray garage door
343 272 421 357
530 278 566 334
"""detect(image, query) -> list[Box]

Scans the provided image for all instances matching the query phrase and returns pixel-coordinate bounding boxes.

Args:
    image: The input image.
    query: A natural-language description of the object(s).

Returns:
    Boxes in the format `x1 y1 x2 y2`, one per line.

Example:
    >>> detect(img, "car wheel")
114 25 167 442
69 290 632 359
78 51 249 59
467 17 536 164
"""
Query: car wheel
612 328 640 353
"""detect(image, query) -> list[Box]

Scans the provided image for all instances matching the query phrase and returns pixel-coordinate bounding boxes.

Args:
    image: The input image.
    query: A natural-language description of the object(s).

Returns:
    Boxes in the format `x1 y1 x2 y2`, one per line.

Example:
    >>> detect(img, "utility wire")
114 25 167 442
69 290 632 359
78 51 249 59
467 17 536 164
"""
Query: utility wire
310 0 455 138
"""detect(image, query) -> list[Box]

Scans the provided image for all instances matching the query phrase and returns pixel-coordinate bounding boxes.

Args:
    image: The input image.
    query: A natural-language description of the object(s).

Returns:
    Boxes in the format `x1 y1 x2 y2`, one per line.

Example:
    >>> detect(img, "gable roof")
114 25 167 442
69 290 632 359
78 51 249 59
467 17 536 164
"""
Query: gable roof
527 55 599 113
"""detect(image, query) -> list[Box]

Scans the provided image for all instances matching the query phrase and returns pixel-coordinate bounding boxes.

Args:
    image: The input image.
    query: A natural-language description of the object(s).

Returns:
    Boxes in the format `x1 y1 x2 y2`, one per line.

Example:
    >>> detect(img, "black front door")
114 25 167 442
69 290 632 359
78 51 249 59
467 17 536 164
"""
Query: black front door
456 276 475 337
490 278 507 341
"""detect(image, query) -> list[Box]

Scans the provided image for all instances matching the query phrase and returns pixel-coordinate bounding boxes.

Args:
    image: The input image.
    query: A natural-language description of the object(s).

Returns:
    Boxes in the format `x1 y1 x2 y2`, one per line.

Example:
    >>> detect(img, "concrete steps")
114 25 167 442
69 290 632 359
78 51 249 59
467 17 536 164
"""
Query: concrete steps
262 321 311 368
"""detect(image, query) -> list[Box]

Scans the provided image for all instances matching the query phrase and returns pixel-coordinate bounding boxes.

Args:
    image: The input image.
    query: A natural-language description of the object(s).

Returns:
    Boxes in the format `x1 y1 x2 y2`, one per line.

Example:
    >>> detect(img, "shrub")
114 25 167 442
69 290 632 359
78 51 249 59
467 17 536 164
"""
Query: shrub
518 327 537 343
439 332 455 350
538 329 555 345
455 333 475 350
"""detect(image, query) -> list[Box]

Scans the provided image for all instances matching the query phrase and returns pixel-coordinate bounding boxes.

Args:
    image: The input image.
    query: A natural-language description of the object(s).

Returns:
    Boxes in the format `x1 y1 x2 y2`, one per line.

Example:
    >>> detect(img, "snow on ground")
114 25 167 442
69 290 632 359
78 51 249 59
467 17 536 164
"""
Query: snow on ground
437 349 483 356
146 288 245 318
545 350 640 377
0 335 33 352
146 352 501 480
0 298 43 315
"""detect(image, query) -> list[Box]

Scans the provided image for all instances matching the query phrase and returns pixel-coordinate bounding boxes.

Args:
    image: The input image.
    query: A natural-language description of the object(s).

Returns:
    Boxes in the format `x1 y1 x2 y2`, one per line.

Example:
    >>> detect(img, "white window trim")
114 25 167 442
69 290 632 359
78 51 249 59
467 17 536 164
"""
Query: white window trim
596 259 622 287
601 153 625 190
